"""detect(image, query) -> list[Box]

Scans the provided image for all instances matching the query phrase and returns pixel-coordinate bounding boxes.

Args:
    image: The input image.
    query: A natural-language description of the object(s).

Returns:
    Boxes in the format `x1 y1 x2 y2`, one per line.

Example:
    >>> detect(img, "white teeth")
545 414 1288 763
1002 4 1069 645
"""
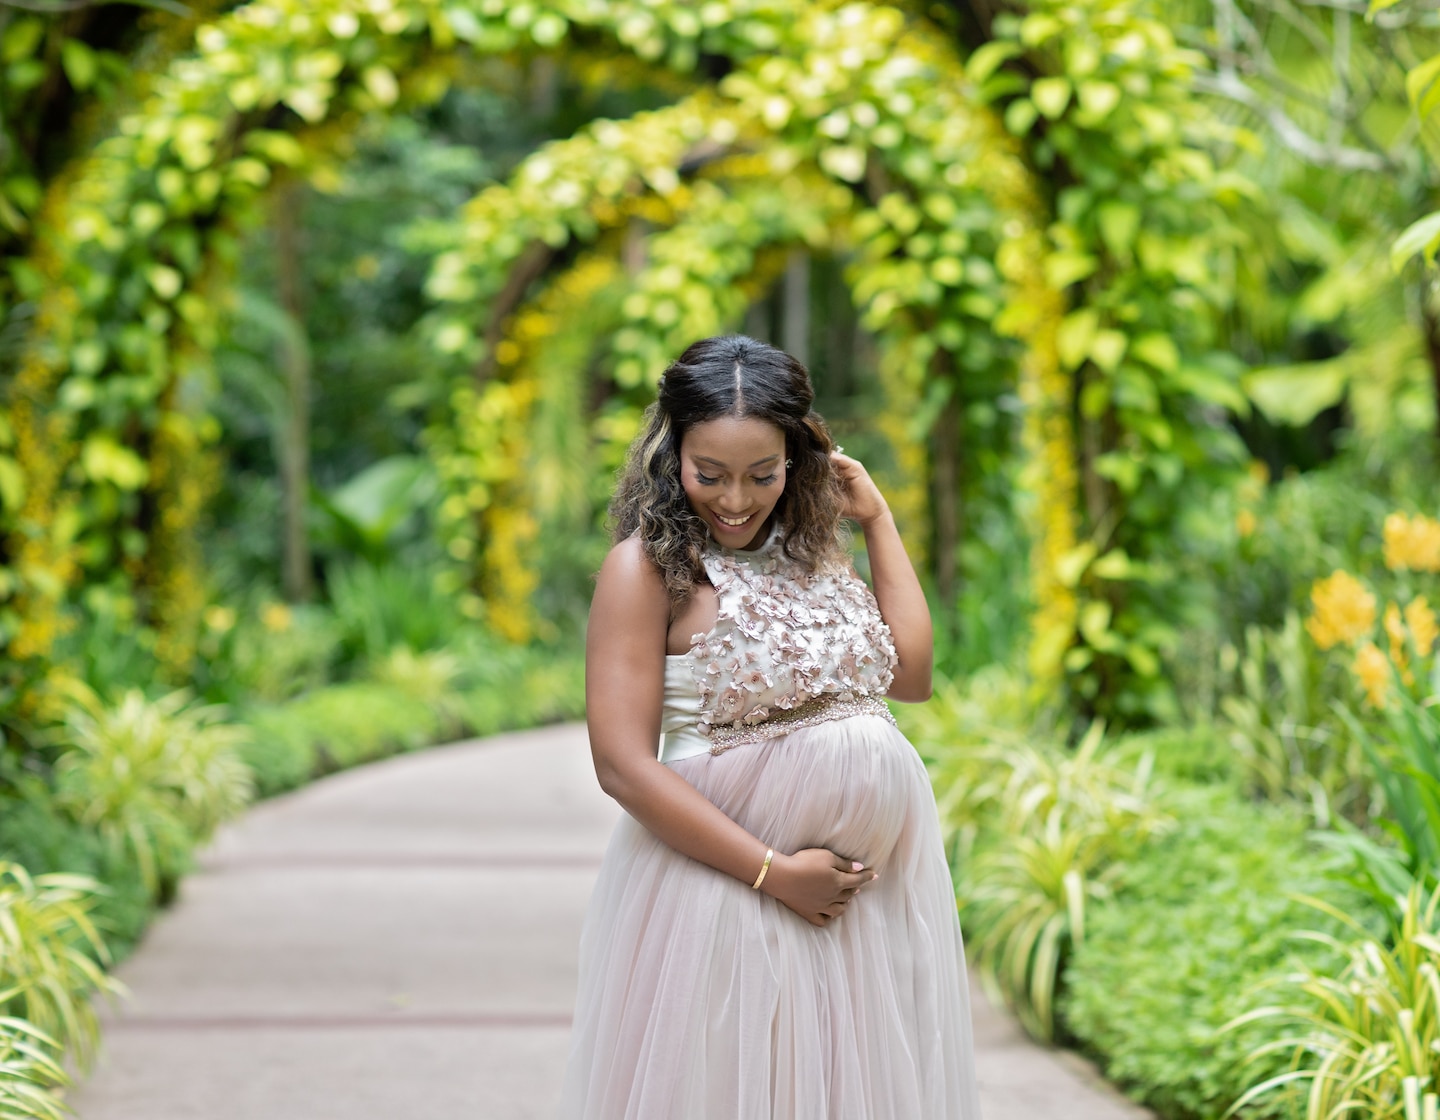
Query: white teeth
716 513 753 526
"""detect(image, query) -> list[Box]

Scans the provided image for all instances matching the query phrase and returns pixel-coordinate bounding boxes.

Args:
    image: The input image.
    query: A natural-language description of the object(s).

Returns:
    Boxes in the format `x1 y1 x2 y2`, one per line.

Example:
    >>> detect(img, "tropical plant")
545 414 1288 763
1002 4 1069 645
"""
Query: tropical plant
0 862 119 1069
1065 783 1359 1120
368 646 466 736
1219 612 1371 826
51 685 253 897
934 722 1172 1039
0 1016 68 1120
1226 882 1440 1120
326 559 462 665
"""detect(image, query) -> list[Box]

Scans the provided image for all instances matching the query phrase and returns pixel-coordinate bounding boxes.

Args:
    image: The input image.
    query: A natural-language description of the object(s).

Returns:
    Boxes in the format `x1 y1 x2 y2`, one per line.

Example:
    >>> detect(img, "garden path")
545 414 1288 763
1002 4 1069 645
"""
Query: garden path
69 723 1153 1119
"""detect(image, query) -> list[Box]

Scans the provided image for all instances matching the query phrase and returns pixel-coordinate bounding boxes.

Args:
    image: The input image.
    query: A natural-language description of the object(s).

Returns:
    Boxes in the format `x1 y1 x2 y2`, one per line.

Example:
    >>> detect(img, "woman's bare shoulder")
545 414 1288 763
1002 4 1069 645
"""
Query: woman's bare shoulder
595 536 669 611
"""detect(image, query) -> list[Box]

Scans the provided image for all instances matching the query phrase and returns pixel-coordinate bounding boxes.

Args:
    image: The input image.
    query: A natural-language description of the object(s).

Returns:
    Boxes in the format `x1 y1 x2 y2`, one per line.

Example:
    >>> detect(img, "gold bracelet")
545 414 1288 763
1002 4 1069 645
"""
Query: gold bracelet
751 847 775 890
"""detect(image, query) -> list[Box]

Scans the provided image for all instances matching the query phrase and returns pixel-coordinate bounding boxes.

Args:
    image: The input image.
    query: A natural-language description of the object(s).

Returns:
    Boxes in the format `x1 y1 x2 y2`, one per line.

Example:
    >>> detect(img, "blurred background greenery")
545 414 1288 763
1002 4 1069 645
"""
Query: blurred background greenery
3 0 1440 1116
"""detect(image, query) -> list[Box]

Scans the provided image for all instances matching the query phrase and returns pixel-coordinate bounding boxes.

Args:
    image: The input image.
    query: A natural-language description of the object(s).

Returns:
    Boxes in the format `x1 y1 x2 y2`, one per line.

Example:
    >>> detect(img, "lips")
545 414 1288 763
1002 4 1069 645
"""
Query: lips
713 512 757 530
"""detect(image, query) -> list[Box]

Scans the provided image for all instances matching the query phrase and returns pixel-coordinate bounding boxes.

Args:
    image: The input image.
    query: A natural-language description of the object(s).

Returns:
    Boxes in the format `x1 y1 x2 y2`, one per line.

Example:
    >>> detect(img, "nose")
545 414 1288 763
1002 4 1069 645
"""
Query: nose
716 479 749 513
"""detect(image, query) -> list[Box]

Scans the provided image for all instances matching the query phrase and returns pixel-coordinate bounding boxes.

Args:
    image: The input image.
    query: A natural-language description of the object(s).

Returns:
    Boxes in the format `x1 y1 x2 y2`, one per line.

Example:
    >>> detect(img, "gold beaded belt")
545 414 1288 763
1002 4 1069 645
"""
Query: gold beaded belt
705 692 897 756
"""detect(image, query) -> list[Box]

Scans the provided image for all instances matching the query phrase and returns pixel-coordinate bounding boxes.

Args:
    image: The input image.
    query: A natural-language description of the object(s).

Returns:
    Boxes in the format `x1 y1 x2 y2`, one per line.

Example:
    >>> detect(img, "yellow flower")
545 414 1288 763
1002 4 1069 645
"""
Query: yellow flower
1353 642 1392 708
1385 602 1414 684
1306 570 1377 650
203 605 237 633
1405 596 1440 658
1235 509 1257 539
260 602 292 633
1384 512 1440 572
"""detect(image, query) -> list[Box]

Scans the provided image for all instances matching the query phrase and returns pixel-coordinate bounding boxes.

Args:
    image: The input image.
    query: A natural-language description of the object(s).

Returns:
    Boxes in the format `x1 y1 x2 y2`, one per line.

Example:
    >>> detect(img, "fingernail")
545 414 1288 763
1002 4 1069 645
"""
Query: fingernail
872 873 879 880
851 861 864 871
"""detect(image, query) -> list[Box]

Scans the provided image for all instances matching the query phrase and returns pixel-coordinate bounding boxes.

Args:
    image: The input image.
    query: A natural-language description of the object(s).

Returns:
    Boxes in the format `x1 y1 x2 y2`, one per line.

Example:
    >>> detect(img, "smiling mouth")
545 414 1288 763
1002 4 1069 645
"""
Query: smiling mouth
714 512 756 528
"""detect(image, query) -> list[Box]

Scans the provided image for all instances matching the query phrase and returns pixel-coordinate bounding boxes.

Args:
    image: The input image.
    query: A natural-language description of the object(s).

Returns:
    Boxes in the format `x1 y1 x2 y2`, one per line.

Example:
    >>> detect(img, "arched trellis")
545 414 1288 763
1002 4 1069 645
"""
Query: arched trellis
3 0 1076 697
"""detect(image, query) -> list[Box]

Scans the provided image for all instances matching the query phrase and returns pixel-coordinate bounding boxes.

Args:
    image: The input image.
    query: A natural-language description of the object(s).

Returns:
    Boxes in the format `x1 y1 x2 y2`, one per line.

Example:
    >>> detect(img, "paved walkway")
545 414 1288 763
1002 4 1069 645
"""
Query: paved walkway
70 723 1152 1119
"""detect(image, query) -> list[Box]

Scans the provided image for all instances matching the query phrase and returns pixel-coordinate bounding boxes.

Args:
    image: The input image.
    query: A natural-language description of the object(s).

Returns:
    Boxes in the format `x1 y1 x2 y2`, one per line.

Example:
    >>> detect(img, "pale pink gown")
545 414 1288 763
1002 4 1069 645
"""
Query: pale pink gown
560 526 981 1119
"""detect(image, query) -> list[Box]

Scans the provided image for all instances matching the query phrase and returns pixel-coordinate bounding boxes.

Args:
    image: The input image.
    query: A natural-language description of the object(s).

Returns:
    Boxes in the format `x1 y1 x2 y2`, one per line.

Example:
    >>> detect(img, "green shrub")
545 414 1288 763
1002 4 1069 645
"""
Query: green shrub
239 641 586 796
327 560 463 663
196 599 342 705
0 791 149 959
51 686 253 898
950 723 1173 1040
241 683 439 795
1218 613 1371 827
0 1016 68 1120
0 863 121 1071
1225 882 1440 1120
1061 784 1366 1120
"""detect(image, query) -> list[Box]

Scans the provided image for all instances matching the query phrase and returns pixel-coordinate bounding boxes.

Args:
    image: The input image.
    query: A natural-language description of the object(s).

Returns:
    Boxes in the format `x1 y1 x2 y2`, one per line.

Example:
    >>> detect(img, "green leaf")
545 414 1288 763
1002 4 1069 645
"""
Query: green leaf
1 18 44 64
1406 53 1440 122
61 40 98 91
1076 81 1120 120
0 456 25 512
1131 333 1178 374
966 41 1022 85
1096 201 1139 258
80 437 149 490
1031 77 1072 119
1243 361 1350 426
1090 329 1127 373
1004 98 1039 136
1393 210 1440 271
1044 251 1098 289
1057 308 1098 371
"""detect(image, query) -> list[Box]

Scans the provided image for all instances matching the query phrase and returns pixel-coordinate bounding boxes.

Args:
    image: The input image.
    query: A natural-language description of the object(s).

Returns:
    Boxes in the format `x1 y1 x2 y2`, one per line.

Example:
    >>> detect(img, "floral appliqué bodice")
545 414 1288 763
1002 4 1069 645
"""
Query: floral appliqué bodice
660 528 899 762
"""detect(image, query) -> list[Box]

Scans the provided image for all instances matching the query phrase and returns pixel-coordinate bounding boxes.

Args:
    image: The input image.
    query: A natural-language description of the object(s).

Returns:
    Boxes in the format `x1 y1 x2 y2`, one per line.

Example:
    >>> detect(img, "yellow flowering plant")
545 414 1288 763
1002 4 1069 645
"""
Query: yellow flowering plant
1304 511 1440 902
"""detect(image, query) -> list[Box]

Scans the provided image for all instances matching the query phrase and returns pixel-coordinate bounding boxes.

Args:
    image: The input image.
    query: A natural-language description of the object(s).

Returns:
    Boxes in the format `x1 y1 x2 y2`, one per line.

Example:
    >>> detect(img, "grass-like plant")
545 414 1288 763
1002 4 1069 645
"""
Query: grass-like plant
0 862 120 1071
52 685 253 897
933 722 1172 1039
0 1016 69 1120
1325 678 1440 908
1220 612 1371 827
1225 882 1440 1120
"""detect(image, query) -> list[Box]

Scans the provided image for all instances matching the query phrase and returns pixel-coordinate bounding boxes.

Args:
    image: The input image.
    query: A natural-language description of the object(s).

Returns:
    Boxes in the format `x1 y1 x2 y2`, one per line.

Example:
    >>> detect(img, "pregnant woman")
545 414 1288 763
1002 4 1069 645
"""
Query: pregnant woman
560 335 981 1119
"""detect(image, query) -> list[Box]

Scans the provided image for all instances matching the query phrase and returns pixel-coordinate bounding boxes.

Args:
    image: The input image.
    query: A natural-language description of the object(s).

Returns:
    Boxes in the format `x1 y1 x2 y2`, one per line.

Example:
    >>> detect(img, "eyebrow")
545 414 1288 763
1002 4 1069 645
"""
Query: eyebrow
694 454 781 469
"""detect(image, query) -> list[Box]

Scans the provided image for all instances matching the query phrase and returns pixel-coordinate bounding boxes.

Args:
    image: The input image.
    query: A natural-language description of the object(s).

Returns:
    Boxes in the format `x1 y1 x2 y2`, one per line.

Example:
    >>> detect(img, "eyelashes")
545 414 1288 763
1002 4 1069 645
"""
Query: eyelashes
695 472 779 486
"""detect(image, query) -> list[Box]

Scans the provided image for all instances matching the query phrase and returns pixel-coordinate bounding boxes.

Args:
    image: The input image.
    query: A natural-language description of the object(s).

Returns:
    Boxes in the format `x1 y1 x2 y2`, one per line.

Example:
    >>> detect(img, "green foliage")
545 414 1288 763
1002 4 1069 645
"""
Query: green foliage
1064 785 1363 1120
50 685 252 897
240 638 585 797
1219 613 1371 826
979 0 1254 722
0 862 119 1072
1333 681 1440 904
326 559 464 664
929 719 1171 1039
194 598 340 705
1226 882 1440 1120
0 1016 68 1120
0 790 149 961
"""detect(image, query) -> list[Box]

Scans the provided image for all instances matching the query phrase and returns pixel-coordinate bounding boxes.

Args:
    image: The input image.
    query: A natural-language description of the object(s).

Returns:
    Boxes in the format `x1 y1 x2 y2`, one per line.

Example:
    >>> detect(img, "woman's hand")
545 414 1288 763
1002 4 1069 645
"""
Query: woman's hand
762 847 878 926
830 449 889 527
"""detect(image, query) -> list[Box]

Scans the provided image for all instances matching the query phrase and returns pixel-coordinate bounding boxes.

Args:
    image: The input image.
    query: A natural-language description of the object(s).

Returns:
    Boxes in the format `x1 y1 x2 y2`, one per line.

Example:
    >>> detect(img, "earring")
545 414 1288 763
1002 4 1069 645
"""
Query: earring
785 459 793 467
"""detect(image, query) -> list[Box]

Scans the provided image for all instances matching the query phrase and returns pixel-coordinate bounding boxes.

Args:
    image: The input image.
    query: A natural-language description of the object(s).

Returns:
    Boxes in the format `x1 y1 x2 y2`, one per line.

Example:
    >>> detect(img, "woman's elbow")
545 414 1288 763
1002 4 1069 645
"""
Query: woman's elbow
593 754 653 807
887 672 932 703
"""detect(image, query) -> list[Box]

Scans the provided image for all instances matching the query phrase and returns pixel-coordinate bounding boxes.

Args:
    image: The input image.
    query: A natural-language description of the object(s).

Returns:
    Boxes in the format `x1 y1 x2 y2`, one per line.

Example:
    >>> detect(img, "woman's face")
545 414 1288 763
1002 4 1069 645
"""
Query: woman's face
679 414 788 550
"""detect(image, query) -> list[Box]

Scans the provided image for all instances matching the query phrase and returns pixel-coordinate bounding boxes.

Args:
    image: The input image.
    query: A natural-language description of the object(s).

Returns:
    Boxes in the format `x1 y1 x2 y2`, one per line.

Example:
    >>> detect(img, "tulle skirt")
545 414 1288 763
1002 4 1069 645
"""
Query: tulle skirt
559 714 982 1120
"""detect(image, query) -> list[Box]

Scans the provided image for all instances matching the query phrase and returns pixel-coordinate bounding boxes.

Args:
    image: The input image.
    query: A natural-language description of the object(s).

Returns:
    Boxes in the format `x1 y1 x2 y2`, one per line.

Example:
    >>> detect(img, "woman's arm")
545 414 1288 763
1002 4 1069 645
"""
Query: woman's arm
586 537 875 925
830 452 934 702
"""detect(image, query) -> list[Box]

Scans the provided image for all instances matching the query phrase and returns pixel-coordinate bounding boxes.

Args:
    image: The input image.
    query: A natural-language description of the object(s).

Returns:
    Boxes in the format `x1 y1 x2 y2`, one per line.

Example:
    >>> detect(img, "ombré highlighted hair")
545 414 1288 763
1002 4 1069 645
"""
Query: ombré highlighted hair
610 335 847 606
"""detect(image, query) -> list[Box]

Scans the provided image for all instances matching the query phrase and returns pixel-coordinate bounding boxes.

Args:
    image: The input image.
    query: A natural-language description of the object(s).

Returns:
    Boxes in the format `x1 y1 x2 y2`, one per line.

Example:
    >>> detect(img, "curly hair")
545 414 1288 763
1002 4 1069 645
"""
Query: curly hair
610 335 847 606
